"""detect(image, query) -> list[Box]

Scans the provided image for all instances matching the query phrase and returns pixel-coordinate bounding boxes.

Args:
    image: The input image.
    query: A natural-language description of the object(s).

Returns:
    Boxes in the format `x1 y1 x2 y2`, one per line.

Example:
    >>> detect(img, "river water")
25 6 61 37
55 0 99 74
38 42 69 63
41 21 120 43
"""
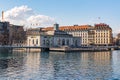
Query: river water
0 49 120 80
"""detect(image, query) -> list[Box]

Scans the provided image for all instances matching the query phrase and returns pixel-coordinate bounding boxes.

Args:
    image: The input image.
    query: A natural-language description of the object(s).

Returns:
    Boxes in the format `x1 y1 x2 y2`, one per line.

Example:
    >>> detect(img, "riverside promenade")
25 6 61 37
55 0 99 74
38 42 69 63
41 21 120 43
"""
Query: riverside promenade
0 45 49 52
50 46 118 52
0 45 119 52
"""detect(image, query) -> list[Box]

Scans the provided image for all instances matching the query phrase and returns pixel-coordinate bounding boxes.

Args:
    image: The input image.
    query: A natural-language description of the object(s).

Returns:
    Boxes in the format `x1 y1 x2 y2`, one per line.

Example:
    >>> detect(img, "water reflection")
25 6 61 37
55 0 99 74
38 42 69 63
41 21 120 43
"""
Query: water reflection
80 51 113 79
44 51 113 80
48 52 82 80
0 49 26 80
0 49 120 80
112 50 120 79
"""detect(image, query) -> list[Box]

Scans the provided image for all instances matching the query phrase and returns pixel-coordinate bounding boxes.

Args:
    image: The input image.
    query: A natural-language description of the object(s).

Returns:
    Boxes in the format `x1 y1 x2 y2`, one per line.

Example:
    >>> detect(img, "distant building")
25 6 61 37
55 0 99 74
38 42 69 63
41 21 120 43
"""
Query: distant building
114 33 120 46
0 21 9 45
9 24 26 45
27 23 81 47
93 23 113 46
42 23 113 46
26 28 43 46
0 21 26 45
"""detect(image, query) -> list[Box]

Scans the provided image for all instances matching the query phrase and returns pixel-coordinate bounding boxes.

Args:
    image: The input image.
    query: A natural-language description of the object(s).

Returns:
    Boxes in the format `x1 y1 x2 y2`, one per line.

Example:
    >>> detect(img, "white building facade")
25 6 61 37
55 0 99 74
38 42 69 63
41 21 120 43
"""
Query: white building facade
27 24 81 47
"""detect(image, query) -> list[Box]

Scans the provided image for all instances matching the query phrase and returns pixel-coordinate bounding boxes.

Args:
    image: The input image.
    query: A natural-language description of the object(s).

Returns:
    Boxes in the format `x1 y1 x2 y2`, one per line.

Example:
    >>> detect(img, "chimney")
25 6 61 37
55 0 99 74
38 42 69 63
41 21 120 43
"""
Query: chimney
2 11 4 22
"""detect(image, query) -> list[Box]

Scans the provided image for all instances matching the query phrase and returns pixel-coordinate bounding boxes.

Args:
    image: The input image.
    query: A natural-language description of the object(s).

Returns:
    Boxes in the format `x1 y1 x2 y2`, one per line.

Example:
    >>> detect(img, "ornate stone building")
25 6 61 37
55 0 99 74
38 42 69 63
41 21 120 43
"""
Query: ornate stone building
27 24 81 47
93 23 112 46
42 23 113 46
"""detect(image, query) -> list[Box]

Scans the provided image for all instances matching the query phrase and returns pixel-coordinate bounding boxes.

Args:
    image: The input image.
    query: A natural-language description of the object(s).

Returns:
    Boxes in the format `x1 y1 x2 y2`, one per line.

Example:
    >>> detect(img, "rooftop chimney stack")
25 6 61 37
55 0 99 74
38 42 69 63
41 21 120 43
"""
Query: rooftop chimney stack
2 11 4 22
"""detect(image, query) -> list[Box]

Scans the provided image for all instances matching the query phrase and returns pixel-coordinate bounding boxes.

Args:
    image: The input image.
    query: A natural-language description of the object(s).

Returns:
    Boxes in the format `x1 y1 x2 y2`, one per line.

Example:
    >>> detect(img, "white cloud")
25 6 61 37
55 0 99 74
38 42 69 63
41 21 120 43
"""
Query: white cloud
27 15 54 27
3 5 55 27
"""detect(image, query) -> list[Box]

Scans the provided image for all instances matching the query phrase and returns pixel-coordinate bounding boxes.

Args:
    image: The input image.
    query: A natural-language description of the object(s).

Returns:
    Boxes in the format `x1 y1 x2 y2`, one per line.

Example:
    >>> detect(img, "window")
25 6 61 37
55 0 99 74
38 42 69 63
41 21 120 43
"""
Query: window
67 39 69 45
75 40 78 46
62 39 65 45
32 39 34 44
43 40 45 45
46 39 49 46
58 39 61 45
36 39 38 44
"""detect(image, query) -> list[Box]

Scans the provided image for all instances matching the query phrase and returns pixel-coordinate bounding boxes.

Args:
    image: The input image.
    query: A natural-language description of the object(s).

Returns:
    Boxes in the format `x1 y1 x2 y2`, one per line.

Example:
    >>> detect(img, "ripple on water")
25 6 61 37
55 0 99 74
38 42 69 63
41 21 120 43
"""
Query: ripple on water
0 51 120 80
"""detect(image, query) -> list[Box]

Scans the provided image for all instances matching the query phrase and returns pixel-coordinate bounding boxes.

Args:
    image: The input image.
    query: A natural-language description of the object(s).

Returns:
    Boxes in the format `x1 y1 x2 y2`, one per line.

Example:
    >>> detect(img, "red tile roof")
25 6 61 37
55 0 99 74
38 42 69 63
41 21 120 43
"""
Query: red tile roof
42 25 91 31
42 23 112 31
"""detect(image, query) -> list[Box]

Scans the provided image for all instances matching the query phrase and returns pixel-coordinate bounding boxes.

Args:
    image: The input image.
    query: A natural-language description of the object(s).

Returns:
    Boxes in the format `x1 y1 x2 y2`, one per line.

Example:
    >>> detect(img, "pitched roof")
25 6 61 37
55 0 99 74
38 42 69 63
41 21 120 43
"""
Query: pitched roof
94 23 112 30
42 25 91 31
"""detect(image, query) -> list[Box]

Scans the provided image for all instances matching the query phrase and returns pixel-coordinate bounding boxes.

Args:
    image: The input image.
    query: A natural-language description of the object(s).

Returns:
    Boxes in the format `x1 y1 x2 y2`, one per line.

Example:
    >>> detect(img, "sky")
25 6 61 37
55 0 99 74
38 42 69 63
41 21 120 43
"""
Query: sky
0 0 120 35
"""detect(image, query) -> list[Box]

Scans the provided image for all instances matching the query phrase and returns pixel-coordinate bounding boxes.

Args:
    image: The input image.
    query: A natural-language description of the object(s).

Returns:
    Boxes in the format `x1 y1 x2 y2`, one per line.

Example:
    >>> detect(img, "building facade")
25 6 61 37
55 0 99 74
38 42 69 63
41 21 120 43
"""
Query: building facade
114 33 120 46
42 23 113 46
0 21 26 45
0 21 9 45
27 24 81 47
9 24 26 45
93 24 112 46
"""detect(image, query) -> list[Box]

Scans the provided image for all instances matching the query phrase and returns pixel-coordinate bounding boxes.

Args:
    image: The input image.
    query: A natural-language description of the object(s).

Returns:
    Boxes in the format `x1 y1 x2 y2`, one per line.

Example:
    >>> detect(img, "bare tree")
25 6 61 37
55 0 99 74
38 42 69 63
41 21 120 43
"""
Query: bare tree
0 34 4 45
10 26 26 45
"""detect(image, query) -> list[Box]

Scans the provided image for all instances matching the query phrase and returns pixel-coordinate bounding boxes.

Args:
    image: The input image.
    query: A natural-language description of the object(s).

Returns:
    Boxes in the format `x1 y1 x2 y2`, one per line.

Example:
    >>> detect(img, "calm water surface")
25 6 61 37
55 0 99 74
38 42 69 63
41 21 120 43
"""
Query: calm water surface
0 49 120 80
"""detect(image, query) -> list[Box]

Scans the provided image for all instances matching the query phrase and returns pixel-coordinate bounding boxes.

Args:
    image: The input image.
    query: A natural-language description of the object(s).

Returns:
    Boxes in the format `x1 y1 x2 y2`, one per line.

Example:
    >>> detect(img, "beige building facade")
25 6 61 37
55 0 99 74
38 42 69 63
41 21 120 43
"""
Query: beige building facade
94 24 112 46
43 23 113 46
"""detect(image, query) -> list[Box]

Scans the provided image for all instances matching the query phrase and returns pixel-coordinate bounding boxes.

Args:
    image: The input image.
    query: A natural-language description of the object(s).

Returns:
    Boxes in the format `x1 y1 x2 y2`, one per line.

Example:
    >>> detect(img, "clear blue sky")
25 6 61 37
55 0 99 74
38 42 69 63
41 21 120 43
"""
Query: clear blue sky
0 0 120 35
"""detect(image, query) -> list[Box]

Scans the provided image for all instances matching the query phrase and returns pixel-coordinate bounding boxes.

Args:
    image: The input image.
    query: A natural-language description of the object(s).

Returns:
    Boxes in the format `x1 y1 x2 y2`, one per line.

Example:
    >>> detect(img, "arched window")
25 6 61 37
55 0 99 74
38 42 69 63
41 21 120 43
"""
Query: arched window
58 39 61 45
75 40 77 46
73 39 75 44
43 40 45 45
46 39 49 46
62 39 65 45
32 39 34 44
36 39 38 44
51 39 53 46
67 39 69 45
29 39 31 46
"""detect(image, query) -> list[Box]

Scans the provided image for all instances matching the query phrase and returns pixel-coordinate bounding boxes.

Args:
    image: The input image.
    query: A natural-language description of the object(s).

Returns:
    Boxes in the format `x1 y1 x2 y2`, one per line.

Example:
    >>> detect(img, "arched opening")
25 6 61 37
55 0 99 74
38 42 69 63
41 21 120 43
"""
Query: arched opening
46 39 50 46
36 39 38 45
29 39 31 46
62 39 65 46
43 40 45 45
67 39 69 46
75 40 77 47
58 39 61 46
32 39 34 45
